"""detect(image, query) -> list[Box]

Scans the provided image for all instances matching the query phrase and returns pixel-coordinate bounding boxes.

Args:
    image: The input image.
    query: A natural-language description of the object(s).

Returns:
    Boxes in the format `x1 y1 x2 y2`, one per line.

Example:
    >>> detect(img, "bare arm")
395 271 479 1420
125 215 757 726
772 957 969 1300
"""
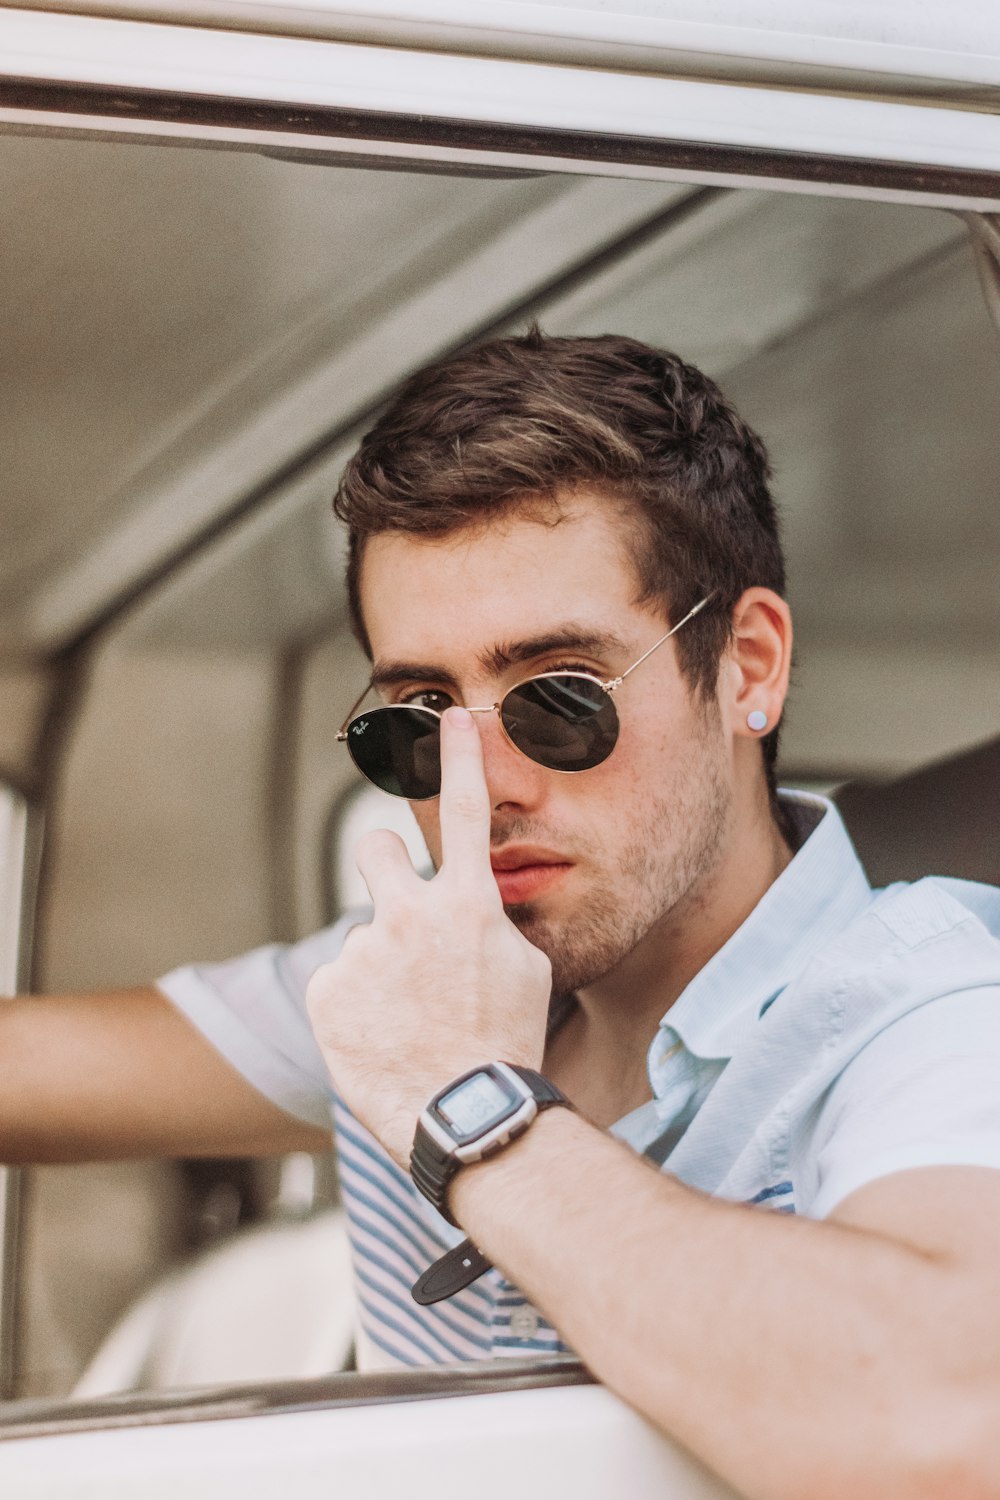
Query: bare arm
0 987 331 1163
451 1114 1000 1500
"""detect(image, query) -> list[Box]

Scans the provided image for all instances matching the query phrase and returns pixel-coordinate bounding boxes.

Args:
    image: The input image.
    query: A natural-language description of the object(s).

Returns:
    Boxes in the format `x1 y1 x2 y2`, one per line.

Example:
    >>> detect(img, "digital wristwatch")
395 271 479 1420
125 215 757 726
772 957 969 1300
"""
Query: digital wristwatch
409 1062 571 1305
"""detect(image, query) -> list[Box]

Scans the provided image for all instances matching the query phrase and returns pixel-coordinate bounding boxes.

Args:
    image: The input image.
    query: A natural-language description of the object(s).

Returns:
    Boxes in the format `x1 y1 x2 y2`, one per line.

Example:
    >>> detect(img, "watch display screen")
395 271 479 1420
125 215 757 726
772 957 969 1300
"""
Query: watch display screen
437 1072 514 1136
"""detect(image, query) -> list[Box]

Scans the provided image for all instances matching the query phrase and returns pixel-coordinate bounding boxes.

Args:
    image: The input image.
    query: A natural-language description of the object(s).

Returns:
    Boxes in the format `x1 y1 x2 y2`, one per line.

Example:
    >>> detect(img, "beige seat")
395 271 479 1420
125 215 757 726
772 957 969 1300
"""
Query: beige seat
73 1209 355 1396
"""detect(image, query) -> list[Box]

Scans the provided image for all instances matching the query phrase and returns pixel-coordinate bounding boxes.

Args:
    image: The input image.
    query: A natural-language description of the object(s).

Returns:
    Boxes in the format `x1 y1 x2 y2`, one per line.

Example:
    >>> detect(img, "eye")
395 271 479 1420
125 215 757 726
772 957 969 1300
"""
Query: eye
398 688 454 713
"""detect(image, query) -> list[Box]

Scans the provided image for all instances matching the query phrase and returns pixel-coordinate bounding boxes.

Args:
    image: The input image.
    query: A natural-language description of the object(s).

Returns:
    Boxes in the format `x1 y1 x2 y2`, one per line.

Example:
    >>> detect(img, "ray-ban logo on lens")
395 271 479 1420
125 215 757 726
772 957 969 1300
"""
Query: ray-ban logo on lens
352 720 369 736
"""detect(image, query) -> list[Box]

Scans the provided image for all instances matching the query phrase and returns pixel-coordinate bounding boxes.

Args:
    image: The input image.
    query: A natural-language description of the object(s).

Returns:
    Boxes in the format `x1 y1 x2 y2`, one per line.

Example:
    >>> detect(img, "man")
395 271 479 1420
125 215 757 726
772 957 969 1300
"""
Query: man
6 332 1000 1498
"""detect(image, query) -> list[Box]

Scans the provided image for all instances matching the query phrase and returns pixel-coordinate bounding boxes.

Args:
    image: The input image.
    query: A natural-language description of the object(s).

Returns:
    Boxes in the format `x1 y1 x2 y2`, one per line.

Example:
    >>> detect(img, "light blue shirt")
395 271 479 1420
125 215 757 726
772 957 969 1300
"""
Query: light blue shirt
160 792 1000 1368
615 795 1000 1217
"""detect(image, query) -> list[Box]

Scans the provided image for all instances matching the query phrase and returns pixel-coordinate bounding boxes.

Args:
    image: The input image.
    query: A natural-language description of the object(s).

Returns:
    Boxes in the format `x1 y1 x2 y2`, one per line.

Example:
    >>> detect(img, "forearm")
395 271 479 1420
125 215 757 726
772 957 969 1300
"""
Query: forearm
1 990 330 1163
450 1109 997 1500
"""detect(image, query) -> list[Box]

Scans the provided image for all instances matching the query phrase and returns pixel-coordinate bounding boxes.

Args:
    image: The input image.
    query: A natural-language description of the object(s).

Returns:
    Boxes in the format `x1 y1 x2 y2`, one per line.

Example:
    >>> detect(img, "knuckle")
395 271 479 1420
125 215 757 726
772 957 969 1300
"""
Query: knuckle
340 921 370 954
448 789 487 824
306 930 365 1006
534 951 553 986
520 942 552 985
356 827 399 864
382 898 418 939
304 965 332 1024
527 938 550 970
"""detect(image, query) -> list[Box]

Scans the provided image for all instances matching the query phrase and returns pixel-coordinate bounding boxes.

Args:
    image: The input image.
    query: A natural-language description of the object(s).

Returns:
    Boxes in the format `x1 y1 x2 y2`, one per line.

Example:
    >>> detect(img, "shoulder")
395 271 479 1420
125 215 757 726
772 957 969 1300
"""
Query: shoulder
743 877 1000 1096
868 876 1000 945
798 876 1000 1003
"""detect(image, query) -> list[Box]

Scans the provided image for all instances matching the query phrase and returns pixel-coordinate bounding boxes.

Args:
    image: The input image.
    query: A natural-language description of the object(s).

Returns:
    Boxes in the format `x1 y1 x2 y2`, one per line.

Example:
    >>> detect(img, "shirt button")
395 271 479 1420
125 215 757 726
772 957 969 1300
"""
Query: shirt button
509 1305 539 1340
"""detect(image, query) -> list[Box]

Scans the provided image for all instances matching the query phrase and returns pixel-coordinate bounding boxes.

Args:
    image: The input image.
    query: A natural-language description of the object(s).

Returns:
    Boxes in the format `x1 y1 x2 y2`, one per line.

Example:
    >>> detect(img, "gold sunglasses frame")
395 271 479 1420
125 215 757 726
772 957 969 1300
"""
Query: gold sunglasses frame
336 594 714 787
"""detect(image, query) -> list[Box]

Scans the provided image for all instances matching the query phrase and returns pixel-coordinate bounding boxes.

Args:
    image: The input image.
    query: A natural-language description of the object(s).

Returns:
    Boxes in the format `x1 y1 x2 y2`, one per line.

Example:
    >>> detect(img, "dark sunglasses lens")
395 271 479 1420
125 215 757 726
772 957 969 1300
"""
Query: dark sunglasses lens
501 675 619 772
345 707 441 799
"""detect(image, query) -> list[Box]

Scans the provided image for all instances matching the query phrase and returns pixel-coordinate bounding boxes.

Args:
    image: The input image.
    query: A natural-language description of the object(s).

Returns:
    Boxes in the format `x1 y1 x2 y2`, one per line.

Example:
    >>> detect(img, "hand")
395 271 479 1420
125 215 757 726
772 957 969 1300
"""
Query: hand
305 707 553 1168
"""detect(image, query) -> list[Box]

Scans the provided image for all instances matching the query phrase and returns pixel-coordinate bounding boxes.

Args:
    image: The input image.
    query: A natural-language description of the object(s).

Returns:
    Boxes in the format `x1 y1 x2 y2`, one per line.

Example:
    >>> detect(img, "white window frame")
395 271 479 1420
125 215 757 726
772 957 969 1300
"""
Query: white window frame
0 7 999 211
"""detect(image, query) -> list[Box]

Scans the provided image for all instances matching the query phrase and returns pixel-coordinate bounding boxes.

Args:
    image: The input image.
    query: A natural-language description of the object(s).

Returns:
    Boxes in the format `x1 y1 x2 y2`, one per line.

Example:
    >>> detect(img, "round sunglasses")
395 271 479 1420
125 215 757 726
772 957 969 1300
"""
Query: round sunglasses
337 595 713 800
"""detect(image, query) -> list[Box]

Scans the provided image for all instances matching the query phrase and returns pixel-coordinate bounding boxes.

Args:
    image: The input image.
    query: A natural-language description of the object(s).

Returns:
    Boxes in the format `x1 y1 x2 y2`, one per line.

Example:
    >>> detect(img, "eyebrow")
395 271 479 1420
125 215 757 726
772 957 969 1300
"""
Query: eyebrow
371 626 631 690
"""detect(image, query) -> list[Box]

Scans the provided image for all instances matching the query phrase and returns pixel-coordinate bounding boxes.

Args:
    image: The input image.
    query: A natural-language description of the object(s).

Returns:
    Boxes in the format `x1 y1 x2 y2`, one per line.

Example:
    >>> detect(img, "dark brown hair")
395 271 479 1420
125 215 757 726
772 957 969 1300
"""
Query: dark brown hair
334 329 786 788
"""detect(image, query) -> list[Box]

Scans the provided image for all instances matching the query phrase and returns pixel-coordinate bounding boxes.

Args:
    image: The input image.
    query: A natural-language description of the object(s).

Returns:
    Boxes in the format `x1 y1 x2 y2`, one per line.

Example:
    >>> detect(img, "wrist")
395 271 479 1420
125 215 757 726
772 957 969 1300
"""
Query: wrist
408 1091 585 1308
448 1103 582 1224
410 1062 572 1226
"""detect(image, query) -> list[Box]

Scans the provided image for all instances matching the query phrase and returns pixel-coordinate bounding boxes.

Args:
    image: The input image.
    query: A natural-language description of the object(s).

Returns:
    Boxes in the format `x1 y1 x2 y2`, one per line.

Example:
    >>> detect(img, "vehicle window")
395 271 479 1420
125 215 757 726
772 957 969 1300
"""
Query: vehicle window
1 17 999 1424
0 781 38 1401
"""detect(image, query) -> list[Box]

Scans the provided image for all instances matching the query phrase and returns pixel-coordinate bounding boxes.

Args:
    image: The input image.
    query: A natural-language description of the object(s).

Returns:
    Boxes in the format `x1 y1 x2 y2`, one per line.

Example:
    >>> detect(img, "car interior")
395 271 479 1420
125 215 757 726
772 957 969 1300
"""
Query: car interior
1 120 999 1410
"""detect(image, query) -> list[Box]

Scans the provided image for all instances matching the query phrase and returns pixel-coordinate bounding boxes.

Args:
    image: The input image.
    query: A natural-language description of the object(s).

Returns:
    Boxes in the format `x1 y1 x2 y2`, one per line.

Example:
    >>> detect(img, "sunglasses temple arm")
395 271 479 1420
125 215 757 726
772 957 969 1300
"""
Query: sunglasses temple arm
613 593 715 688
337 683 376 740
338 593 714 734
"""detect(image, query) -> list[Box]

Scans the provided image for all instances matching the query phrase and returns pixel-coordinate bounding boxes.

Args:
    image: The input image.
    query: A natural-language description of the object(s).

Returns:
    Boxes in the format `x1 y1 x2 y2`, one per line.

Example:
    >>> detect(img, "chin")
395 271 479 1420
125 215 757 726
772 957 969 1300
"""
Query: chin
503 900 542 935
505 901 631 996
504 900 558 958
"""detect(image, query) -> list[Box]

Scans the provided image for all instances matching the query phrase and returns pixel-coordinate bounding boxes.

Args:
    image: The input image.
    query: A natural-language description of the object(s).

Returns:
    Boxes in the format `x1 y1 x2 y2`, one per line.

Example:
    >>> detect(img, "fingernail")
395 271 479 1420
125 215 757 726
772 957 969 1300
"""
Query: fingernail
448 707 474 729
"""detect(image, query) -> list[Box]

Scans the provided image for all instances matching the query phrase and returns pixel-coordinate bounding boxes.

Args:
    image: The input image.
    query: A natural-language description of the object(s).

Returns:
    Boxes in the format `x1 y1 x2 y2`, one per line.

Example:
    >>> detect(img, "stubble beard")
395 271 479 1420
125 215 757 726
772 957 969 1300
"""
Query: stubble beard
502 734 733 996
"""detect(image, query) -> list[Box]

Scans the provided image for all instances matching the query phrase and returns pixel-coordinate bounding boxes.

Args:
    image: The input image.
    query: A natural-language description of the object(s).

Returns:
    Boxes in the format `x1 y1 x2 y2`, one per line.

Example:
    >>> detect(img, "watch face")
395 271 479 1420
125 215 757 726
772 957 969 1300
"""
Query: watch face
436 1071 515 1138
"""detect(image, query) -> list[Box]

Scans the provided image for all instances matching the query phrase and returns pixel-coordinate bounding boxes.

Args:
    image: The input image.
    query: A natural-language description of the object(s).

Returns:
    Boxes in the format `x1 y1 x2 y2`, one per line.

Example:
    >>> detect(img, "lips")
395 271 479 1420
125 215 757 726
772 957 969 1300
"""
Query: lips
490 845 566 872
490 846 571 903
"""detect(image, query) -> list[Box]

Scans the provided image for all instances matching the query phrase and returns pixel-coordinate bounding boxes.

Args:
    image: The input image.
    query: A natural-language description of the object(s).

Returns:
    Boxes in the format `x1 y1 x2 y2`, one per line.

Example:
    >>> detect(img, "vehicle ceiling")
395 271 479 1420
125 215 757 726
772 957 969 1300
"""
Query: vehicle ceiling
1 128 998 776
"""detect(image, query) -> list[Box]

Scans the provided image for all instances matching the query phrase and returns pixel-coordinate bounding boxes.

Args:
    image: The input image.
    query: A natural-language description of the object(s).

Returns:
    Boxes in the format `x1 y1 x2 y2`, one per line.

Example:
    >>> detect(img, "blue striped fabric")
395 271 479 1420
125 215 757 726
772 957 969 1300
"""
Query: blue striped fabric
333 1098 569 1366
746 1181 796 1213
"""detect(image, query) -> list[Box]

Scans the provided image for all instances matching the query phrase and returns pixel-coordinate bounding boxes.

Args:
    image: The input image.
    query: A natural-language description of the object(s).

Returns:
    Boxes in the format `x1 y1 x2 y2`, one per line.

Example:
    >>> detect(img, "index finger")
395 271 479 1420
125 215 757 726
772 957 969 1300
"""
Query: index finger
437 706 493 883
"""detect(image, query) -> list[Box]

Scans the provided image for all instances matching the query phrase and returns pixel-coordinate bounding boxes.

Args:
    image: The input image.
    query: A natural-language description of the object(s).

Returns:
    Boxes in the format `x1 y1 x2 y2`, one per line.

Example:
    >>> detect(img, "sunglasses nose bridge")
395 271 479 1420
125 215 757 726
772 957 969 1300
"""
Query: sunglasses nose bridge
458 703 528 773
480 704 558 801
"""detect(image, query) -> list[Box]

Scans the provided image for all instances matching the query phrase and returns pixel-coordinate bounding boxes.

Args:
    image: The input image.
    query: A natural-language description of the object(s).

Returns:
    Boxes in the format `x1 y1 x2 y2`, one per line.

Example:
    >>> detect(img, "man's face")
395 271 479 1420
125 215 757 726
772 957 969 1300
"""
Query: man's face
358 492 735 994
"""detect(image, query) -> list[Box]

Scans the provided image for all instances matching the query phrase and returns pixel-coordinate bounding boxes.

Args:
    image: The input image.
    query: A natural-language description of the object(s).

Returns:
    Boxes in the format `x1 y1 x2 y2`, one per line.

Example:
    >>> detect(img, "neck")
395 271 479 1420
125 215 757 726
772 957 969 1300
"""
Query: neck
572 791 793 1081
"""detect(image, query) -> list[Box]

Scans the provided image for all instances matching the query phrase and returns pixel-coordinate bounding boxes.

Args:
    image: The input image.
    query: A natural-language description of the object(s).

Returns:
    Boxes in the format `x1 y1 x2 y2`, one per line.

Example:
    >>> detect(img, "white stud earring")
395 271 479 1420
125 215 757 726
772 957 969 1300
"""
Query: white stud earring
747 710 769 733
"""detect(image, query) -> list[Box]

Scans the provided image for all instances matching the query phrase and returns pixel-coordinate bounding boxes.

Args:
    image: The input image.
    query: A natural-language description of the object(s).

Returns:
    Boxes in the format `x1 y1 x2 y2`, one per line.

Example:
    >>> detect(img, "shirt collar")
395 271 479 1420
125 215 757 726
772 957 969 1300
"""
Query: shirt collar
652 791 874 1076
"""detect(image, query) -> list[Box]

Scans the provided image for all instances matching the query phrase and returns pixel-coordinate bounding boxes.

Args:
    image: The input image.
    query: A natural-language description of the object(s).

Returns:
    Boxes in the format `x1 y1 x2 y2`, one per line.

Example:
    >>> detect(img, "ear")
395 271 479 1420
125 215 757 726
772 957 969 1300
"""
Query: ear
720 588 792 741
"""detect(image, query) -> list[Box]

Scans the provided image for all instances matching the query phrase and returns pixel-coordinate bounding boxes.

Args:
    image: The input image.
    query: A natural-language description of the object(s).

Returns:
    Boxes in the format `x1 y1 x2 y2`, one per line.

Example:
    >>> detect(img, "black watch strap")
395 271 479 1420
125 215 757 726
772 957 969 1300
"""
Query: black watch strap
409 1064 570 1306
509 1064 570 1106
411 1238 493 1305
409 1123 461 1215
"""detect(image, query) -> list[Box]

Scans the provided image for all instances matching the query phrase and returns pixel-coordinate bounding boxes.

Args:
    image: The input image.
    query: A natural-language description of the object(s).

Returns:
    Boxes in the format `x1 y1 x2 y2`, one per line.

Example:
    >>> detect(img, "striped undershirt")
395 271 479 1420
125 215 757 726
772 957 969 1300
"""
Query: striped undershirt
329 991 730 1369
332 1095 571 1368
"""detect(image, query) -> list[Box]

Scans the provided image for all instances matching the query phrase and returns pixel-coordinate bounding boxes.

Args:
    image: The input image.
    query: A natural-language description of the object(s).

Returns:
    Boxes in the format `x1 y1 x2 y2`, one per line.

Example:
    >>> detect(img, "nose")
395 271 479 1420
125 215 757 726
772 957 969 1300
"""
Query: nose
475 706 549 814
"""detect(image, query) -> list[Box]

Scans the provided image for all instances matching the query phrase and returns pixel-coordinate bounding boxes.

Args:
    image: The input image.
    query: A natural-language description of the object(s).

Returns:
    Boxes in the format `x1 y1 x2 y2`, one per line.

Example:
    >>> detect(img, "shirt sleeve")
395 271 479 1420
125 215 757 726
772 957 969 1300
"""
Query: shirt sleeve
155 911 370 1131
804 985 1000 1220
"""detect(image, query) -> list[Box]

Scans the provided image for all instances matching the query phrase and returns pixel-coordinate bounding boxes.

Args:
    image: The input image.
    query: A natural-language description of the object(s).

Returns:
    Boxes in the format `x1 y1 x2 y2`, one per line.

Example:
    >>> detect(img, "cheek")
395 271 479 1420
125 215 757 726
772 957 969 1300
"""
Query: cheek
552 728 649 827
605 706 673 779
601 693 717 795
